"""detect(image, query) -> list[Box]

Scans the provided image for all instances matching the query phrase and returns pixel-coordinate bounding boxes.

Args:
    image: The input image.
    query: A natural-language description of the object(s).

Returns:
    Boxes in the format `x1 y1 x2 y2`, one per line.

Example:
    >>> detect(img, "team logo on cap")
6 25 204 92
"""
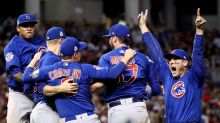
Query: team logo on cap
171 81 185 98
26 15 31 19
60 31 64 37
5 52 14 62
74 46 78 51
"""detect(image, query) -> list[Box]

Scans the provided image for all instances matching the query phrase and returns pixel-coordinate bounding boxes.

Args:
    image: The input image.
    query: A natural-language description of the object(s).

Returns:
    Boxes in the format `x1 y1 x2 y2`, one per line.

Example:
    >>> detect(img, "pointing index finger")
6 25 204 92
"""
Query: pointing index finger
197 8 200 16
144 9 148 18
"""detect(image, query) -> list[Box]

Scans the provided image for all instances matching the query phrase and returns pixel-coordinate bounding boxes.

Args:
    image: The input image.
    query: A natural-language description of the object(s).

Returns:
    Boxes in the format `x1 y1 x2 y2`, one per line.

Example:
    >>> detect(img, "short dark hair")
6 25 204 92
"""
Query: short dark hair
118 37 133 47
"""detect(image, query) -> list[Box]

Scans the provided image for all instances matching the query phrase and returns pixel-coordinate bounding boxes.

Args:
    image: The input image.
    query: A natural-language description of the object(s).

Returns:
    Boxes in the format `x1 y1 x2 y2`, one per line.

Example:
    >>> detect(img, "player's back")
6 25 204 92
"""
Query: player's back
99 46 153 102
45 61 94 118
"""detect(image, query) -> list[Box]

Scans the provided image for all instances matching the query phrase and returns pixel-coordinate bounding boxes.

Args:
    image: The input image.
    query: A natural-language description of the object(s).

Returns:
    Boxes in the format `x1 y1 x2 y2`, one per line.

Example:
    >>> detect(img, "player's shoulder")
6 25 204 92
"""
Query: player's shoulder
100 51 111 60
81 63 92 68
42 51 57 58
4 35 21 52
5 35 20 47
135 51 147 60
102 49 123 57
40 52 60 65
135 52 153 63
81 63 104 71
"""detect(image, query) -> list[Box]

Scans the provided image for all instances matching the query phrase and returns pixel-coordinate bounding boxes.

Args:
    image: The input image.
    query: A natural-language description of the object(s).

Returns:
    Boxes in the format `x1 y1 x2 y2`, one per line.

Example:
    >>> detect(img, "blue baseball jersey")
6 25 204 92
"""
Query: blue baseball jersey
22 61 126 120
143 32 205 123
98 46 160 103
4 35 46 94
33 50 61 104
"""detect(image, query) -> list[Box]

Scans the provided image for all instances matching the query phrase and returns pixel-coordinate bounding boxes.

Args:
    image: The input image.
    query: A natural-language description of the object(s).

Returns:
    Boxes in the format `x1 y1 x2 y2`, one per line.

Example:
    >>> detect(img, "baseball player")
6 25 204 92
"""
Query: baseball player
21 37 136 123
30 27 79 123
99 24 161 123
4 14 46 123
138 8 206 122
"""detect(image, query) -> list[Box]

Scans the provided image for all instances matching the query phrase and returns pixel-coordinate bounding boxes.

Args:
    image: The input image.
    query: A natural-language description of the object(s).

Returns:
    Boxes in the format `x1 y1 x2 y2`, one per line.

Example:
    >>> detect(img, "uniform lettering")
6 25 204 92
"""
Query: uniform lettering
110 56 123 65
48 68 81 80
72 69 81 79
110 56 135 65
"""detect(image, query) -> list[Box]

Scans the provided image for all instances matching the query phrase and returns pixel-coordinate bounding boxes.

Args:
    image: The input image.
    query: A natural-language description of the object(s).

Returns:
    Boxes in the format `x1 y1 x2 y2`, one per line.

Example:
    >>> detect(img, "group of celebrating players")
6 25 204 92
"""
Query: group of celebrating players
4 8 206 123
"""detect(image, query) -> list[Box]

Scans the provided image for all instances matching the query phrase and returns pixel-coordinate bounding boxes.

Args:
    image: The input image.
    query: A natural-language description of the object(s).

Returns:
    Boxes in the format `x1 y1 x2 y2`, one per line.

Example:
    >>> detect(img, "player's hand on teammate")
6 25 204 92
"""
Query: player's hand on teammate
27 51 43 67
121 49 136 64
60 78 79 95
195 8 206 34
33 51 42 62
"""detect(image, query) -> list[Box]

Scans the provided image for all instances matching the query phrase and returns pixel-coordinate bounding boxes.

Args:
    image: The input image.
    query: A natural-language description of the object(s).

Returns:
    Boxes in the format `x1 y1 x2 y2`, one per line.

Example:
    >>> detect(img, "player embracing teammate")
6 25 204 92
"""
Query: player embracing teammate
4 7 207 123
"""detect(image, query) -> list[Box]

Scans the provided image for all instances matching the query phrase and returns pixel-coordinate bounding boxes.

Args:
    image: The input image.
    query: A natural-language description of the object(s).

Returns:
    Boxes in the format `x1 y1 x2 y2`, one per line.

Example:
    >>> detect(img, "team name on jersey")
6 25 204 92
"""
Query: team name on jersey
48 68 81 80
110 56 135 65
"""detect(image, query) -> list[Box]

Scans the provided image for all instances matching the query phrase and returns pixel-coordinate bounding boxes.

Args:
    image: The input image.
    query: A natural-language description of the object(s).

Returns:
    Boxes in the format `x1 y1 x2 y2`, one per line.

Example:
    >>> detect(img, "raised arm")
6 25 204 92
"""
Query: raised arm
86 49 136 79
192 8 206 79
147 60 161 95
138 9 170 82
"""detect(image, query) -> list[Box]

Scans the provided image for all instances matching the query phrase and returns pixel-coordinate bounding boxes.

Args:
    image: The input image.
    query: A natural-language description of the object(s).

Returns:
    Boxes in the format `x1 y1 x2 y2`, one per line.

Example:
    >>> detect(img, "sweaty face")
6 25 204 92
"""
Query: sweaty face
17 23 35 40
168 58 187 78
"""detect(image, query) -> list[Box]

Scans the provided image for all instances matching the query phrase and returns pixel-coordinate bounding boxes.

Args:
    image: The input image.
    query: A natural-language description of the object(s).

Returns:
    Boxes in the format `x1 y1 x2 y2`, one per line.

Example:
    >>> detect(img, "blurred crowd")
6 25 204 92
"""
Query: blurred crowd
0 16 220 123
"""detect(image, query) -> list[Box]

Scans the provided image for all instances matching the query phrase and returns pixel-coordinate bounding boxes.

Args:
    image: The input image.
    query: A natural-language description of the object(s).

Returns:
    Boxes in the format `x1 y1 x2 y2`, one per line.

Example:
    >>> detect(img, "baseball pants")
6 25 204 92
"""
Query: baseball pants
108 99 151 123
30 101 60 123
7 88 34 123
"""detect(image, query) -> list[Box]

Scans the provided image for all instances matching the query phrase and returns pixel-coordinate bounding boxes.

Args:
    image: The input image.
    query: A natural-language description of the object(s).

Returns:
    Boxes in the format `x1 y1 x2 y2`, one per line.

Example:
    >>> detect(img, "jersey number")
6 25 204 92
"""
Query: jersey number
119 64 138 83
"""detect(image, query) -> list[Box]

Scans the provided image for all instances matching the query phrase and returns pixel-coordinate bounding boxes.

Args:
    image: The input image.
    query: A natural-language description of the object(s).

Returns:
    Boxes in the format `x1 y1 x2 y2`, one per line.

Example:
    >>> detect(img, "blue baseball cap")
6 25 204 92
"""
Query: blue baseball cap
60 37 88 57
103 24 130 38
164 49 191 61
46 27 67 41
17 14 38 26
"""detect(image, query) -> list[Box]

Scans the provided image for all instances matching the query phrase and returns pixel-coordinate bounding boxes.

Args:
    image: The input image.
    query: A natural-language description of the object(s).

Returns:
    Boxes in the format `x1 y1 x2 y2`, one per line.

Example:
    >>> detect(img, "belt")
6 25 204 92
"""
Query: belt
65 112 94 122
107 98 144 108
9 87 23 92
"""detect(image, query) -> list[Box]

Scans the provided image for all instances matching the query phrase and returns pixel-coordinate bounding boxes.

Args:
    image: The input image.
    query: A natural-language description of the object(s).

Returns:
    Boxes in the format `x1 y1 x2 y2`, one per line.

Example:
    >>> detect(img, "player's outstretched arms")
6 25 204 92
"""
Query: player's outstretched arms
43 78 79 96
192 8 206 79
138 9 168 71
